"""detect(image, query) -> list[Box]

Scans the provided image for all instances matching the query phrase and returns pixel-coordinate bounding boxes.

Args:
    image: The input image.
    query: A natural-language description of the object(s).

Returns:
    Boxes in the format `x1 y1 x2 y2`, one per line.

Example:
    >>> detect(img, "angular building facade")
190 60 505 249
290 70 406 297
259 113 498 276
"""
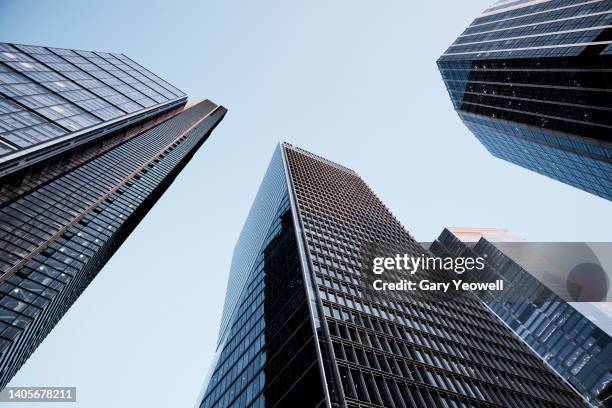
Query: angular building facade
197 143 586 408
0 42 226 387
431 228 612 407
438 0 612 200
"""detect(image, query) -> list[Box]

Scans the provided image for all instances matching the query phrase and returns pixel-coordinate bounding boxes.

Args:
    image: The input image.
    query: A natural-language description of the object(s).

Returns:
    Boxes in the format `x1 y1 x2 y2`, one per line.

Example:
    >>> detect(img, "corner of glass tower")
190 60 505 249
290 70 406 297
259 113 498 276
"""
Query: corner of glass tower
199 142 590 408
197 143 330 408
0 41 226 389
436 1 612 201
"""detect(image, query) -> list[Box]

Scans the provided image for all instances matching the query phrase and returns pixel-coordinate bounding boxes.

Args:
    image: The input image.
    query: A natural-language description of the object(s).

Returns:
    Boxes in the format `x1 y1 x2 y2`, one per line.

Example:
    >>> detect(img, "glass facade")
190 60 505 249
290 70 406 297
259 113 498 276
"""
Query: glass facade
198 146 328 408
0 42 187 178
0 42 226 388
438 0 612 200
431 228 612 407
199 143 587 408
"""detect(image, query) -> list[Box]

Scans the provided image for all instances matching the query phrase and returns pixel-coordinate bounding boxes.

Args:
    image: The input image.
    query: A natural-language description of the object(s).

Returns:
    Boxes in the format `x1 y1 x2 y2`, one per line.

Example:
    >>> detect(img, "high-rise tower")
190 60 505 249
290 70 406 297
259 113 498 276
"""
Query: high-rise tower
0 42 226 387
198 143 586 408
431 227 612 407
438 0 612 200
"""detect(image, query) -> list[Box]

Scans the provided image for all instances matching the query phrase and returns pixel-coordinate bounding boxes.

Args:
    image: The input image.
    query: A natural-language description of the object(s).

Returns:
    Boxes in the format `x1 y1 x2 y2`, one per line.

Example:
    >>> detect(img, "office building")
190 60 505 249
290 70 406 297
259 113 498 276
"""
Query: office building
0 42 226 387
197 143 586 408
431 227 612 407
438 0 612 200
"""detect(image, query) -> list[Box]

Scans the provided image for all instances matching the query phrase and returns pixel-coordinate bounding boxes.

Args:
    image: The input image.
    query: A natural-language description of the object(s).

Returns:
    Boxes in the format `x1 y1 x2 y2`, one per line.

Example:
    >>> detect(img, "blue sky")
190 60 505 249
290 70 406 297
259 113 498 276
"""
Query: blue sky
0 0 610 407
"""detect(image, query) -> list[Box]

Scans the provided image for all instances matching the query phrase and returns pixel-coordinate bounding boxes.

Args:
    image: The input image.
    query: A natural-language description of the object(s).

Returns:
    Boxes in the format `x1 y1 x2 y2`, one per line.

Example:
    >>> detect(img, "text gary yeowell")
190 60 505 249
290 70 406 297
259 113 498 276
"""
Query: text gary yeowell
372 279 504 293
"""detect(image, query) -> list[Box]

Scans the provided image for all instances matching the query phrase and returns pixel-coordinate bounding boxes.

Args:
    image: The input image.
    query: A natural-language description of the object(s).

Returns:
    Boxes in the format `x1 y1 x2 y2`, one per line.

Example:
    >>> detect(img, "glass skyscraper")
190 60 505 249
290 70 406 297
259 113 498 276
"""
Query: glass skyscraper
438 0 612 201
198 143 587 408
0 42 226 387
430 228 612 407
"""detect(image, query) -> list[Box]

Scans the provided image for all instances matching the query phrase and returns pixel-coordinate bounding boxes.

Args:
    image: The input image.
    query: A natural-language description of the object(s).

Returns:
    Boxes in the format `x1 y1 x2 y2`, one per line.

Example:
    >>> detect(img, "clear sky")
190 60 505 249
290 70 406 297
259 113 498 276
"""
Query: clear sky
0 0 610 407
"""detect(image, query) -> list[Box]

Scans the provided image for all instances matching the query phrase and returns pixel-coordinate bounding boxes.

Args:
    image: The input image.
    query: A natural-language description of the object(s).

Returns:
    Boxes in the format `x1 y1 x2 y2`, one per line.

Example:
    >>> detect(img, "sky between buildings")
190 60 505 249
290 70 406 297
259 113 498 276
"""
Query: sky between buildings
1 0 611 407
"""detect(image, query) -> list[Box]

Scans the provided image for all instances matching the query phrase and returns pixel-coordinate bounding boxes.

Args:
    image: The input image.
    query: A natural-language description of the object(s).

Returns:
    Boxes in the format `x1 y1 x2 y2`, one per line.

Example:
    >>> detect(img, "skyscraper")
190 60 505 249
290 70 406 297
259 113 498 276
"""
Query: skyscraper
197 143 586 408
0 42 226 387
431 227 612 407
438 0 612 200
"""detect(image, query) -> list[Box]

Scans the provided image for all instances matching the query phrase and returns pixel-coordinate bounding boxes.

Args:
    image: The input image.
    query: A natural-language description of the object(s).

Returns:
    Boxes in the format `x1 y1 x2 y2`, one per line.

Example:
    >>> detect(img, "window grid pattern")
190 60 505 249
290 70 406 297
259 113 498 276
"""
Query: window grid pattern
199 183 326 408
216 147 290 346
461 115 612 200
433 229 612 407
0 101 216 277
0 100 224 388
443 0 612 59
0 104 183 208
0 42 185 157
437 0 612 201
282 144 587 408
